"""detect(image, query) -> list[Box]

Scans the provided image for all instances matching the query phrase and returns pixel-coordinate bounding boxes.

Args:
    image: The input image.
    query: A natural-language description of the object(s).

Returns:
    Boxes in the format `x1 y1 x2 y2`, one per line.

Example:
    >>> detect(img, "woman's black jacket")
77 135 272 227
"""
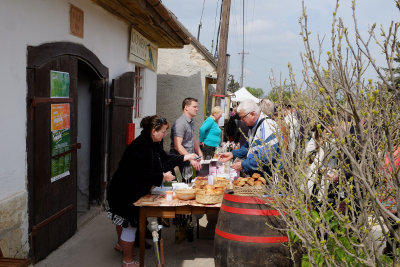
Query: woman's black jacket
107 131 184 221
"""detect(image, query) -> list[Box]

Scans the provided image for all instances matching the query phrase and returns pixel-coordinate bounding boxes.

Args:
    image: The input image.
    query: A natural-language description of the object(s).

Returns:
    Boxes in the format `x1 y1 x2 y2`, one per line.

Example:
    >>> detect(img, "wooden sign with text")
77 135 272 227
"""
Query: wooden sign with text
70 5 84 38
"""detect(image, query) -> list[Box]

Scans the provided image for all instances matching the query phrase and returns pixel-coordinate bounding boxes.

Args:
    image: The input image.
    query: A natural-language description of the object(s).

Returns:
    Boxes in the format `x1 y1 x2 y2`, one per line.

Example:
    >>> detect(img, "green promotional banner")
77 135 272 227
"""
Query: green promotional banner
51 129 71 182
50 70 70 98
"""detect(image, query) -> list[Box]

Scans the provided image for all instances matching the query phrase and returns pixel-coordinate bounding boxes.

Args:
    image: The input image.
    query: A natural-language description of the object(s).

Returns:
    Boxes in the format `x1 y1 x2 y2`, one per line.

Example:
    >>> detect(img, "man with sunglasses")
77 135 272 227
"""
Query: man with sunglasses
219 99 281 177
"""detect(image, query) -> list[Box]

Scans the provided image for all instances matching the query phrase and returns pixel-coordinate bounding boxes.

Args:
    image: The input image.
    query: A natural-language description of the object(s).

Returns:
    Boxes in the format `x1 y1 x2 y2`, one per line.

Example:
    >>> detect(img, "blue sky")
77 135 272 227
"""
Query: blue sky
162 0 399 95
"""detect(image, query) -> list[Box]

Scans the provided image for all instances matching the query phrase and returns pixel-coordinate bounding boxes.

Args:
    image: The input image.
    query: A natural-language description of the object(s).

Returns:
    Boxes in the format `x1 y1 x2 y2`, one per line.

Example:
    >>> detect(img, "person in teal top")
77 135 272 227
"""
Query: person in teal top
200 106 223 158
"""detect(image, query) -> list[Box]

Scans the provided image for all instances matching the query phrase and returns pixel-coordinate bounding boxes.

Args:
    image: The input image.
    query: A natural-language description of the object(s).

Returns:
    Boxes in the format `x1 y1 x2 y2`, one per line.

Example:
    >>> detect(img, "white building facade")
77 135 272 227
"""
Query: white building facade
0 0 188 261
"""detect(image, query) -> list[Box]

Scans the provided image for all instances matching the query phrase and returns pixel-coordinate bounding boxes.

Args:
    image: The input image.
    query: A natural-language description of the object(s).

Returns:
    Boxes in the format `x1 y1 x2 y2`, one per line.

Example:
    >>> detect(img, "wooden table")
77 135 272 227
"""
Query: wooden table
134 195 221 267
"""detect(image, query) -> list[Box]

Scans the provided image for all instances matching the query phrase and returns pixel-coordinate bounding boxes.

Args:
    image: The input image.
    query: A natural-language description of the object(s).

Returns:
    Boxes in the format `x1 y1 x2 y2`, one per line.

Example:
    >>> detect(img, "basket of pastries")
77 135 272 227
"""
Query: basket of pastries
193 176 208 189
232 173 267 196
213 177 231 190
195 184 224 204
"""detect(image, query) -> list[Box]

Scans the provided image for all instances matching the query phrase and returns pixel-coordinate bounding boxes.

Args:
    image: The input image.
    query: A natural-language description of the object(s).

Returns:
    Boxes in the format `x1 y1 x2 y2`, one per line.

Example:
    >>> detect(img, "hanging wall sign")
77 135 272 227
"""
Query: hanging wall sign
50 70 70 98
51 129 71 182
129 27 158 71
70 4 84 38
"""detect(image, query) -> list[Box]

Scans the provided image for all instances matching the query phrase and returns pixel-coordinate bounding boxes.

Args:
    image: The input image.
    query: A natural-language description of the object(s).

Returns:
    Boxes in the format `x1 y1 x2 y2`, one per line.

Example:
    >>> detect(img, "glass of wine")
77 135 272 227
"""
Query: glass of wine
183 165 193 185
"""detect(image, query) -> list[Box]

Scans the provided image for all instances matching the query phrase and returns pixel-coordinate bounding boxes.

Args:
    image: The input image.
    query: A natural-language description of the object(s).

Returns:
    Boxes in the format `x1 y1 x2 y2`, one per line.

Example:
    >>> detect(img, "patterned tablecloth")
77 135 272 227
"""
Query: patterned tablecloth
134 194 221 208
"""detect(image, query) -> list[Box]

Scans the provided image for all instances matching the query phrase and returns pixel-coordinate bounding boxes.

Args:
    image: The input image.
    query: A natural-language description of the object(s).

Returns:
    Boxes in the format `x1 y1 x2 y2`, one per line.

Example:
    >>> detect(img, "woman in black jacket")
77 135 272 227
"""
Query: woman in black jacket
107 115 198 267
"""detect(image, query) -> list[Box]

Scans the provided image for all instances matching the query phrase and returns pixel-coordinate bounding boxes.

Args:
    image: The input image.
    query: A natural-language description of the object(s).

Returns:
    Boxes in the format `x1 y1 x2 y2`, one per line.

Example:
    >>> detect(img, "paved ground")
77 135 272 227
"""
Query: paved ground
33 208 217 267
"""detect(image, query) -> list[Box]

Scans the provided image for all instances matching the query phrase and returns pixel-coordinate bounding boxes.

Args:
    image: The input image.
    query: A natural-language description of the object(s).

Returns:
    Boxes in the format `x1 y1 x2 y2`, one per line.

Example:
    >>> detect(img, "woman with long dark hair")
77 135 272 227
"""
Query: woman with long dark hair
106 115 198 267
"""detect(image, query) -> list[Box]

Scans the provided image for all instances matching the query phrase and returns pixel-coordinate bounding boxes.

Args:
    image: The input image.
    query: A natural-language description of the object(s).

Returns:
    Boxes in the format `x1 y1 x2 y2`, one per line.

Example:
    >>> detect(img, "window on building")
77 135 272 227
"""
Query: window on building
134 66 143 118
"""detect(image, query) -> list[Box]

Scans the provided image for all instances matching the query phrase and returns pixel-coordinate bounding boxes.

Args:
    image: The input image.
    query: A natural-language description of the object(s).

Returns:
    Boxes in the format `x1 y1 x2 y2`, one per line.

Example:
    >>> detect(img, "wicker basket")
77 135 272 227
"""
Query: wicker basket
175 189 196 200
214 177 231 190
196 190 223 204
233 185 267 196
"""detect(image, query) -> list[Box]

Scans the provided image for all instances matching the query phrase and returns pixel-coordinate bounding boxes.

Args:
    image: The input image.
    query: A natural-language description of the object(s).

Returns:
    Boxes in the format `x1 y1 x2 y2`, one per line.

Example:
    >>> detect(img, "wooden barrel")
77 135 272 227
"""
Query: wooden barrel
214 191 293 267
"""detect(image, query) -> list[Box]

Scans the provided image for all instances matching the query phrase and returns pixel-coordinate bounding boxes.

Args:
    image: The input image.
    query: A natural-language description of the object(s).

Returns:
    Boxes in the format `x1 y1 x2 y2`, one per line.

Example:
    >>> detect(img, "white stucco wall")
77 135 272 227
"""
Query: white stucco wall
133 68 157 138
157 44 217 150
158 44 216 85
0 0 155 200
0 0 159 256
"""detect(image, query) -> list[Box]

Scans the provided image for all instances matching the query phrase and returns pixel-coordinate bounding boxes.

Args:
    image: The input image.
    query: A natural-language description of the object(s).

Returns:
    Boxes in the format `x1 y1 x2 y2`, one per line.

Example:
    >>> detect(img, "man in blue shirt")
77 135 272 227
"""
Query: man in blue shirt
219 99 281 176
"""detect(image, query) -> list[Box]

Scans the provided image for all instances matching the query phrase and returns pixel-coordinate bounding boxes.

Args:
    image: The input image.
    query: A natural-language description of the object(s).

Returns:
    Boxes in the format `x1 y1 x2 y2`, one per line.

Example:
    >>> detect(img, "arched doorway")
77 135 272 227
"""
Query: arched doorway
26 42 108 262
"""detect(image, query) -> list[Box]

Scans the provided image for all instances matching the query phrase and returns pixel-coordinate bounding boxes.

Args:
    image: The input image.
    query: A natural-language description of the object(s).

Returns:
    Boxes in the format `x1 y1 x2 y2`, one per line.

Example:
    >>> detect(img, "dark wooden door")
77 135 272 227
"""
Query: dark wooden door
108 72 135 179
27 56 78 262
89 79 108 202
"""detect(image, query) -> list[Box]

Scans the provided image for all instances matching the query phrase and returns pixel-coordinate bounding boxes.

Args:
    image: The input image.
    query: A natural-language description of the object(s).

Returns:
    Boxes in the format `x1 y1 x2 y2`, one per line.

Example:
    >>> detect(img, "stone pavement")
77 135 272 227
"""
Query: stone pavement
33 208 216 267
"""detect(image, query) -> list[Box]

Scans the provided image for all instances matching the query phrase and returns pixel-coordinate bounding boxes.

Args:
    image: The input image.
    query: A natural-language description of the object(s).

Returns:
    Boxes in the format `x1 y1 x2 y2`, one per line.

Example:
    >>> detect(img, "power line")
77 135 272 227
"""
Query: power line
197 0 206 40
231 0 242 54
246 53 304 74
214 1 223 58
211 0 221 55
246 0 256 58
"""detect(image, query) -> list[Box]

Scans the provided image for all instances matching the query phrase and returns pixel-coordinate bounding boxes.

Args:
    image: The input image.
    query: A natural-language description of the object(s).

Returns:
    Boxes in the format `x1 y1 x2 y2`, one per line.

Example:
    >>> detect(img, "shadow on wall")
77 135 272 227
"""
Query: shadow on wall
156 71 205 152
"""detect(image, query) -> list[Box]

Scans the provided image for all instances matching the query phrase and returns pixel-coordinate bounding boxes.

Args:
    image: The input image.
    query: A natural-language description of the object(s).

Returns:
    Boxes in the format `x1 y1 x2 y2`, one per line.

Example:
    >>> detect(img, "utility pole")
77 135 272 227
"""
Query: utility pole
215 0 231 106
239 54 249 88
239 0 248 87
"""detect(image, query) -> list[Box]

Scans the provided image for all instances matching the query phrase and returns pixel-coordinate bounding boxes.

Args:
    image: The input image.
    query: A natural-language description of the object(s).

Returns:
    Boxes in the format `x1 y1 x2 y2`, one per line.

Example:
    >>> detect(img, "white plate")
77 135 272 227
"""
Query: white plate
172 183 189 190
151 186 173 195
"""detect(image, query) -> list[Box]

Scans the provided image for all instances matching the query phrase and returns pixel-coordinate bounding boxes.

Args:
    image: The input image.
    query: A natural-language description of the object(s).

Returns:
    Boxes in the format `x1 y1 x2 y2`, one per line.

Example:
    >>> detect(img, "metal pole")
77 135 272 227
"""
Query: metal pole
225 54 231 121
225 54 230 95
240 0 244 87
197 23 202 40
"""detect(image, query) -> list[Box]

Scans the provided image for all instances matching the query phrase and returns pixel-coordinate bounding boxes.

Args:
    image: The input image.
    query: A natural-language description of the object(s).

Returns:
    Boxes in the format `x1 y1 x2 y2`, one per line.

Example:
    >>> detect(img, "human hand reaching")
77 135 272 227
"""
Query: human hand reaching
163 171 176 182
231 161 243 171
190 159 202 171
184 153 199 161
219 152 233 162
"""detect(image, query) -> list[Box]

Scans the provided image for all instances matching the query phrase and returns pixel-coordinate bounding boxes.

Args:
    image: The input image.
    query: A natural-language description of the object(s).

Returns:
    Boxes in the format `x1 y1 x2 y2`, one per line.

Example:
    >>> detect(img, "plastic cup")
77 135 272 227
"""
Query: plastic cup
208 175 214 185
165 191 173 201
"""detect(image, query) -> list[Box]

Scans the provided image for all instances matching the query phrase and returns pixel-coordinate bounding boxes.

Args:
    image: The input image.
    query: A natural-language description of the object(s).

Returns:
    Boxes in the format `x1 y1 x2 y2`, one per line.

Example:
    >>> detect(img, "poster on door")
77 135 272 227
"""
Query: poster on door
50 70 70 98
51 129 71 182
51 104 70 131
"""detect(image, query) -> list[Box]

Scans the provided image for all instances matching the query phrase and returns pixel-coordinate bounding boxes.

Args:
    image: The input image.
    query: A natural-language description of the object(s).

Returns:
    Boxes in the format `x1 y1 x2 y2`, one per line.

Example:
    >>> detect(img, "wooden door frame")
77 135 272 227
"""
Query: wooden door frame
27 42 108 78
26 42 109 257
203 76 217 120
108 72 135 181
